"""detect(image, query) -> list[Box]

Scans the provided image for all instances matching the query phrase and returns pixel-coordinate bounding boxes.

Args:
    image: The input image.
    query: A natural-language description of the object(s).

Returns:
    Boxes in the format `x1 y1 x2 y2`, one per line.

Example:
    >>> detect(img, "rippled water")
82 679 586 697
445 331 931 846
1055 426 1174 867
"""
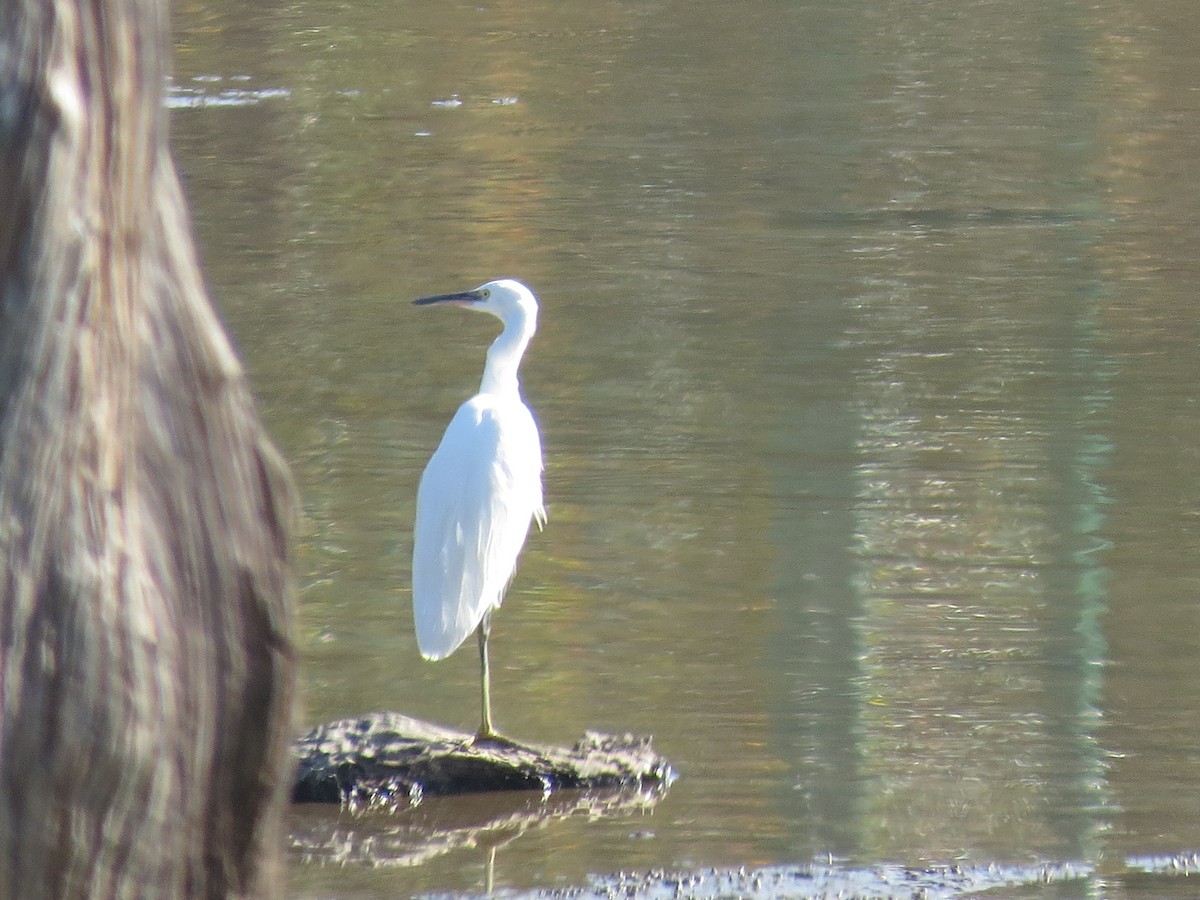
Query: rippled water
171 0 1200 895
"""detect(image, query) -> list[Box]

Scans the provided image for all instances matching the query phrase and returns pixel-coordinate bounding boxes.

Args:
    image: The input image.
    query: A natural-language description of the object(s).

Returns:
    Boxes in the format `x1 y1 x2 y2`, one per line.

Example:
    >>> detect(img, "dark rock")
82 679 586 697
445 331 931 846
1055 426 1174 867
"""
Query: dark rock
291 712 676 810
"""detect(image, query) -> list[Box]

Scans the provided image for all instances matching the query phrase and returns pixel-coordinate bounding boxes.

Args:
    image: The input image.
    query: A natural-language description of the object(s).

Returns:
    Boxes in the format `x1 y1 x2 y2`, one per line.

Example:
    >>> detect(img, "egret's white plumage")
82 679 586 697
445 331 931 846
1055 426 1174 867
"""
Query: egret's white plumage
411 278 545 738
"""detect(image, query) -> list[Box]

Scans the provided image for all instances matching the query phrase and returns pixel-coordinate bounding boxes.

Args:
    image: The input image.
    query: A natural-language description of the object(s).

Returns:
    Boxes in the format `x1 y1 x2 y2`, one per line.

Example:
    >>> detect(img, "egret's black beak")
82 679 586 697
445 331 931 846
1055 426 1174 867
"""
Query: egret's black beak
413 289 484 307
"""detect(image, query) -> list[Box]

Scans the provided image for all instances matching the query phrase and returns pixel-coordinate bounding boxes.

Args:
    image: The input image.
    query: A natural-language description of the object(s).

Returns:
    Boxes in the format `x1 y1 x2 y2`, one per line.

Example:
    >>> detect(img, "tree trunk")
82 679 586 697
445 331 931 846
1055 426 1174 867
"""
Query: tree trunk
0 2 297 897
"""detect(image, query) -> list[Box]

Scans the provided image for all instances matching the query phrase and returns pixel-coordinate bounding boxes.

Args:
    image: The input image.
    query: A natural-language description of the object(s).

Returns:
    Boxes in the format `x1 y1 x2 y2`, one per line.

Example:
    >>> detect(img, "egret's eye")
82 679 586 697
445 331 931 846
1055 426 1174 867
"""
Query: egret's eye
481 289 491 299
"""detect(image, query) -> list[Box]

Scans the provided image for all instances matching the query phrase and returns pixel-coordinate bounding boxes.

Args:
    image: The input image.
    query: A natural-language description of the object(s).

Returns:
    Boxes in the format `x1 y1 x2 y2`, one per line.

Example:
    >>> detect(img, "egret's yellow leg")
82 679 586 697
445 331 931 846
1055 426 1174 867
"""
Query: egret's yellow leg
476 614 496 740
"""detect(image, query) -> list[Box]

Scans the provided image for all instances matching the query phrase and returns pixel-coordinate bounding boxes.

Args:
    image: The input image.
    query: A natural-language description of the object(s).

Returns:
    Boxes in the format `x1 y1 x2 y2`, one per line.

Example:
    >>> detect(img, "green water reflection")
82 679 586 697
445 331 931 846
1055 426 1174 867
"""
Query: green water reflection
170 0 1200 894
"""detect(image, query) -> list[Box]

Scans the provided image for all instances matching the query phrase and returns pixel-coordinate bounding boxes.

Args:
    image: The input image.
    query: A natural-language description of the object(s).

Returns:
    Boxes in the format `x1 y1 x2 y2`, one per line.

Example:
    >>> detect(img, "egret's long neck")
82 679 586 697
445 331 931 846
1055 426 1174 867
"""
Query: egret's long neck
479 311 535 396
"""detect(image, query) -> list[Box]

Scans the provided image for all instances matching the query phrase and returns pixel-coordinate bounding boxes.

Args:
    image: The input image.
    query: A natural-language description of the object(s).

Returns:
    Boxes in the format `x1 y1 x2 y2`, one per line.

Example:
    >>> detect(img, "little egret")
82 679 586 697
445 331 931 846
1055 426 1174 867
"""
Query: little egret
411 278 546 740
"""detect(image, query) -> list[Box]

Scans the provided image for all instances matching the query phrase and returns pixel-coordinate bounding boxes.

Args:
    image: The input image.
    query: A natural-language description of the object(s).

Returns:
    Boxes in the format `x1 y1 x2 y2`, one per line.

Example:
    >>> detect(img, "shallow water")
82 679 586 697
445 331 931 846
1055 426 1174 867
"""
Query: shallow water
170 0 1200 895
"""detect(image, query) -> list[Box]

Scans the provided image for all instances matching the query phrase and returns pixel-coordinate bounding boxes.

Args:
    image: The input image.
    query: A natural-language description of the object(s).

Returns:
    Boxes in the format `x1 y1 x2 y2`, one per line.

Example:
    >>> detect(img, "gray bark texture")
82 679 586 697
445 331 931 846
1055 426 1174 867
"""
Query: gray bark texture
0 1 297 897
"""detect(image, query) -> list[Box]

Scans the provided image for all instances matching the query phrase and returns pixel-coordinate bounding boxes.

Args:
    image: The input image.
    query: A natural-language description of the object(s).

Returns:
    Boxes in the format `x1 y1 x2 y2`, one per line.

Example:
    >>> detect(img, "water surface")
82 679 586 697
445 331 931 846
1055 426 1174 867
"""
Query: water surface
171 0 1200 895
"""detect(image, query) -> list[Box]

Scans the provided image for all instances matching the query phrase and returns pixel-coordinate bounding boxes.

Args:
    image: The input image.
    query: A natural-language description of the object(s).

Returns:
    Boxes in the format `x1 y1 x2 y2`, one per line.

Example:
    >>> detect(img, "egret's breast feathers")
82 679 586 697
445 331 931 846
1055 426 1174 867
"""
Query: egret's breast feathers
411 393 544 659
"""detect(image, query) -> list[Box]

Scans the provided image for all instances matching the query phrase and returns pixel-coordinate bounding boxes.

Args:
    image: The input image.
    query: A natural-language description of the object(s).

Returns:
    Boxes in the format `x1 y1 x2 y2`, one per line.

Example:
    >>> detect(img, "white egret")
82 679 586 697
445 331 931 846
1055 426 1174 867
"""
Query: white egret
411 278 546 740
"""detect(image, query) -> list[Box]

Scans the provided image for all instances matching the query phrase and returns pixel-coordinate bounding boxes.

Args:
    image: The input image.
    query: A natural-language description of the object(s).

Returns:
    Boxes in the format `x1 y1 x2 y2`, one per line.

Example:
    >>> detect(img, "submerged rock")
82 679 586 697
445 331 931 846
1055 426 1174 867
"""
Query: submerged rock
542 860 1094 899
291 712 676 810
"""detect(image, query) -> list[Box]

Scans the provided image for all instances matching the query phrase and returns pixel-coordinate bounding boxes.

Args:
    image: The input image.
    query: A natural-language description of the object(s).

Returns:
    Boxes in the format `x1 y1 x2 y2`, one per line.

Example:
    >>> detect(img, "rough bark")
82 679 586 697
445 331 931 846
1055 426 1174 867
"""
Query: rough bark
292 713 676 809
0 1 297 897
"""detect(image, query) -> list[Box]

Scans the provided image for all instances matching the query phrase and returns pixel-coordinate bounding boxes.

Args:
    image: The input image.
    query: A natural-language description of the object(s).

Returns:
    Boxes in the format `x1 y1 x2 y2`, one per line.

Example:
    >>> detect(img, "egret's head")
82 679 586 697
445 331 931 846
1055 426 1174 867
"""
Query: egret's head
414 279 538 329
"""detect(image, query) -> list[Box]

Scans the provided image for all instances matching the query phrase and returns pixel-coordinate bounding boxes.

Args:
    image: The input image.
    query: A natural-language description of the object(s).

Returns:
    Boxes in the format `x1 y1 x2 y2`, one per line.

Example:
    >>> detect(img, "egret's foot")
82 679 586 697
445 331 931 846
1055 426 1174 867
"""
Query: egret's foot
470 729 527 752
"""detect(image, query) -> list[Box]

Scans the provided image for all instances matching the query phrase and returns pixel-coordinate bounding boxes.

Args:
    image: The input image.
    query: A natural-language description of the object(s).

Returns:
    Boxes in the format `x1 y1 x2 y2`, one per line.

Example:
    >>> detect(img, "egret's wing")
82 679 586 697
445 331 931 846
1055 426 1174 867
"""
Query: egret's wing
412 394 544 660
